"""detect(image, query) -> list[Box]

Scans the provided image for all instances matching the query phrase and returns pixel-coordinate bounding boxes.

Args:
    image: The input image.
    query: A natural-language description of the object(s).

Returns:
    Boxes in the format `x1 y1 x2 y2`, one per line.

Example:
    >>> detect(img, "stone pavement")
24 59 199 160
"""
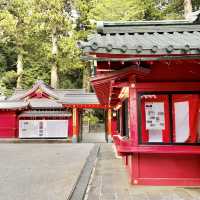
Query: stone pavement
82 132 106 143
85 144 200 200
0 143 94 200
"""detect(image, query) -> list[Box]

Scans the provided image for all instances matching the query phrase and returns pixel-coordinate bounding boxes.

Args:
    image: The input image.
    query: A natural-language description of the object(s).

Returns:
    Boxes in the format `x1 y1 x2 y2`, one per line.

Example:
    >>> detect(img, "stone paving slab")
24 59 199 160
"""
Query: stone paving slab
0 143 94 200
86 144 200 200
82 132 106 143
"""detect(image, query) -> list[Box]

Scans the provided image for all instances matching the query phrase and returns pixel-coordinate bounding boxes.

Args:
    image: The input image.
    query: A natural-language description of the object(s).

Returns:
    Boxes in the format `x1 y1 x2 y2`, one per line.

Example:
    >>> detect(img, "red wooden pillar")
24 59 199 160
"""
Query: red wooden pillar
72 107 79 143
107 108 113 142
68 116 73 138
129 78 138 146
15 112 19 138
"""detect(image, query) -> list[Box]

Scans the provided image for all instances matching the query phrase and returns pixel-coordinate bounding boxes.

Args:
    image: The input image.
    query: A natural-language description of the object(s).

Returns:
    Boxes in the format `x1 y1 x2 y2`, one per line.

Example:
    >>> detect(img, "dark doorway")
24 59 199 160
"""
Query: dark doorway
122 99 129 137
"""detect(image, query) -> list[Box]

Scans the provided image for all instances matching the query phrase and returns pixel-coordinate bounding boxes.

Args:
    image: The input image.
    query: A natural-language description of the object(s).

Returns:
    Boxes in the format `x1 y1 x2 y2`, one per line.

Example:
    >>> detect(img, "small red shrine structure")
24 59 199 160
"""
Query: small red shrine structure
80 12 200 185
0 80 115 142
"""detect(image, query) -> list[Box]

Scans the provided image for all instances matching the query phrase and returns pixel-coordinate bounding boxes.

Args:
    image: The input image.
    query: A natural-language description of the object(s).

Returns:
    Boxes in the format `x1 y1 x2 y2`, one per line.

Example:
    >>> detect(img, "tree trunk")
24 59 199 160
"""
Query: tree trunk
16 53 23 89
83 64 90 92
51 28 59 88
184 0 192 19
51 63 58 89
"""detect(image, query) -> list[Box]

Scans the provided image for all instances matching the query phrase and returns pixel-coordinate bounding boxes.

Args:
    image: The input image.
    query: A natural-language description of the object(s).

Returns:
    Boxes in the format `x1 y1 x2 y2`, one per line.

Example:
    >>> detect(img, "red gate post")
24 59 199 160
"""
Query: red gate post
72 107 78 143
107 108 113 142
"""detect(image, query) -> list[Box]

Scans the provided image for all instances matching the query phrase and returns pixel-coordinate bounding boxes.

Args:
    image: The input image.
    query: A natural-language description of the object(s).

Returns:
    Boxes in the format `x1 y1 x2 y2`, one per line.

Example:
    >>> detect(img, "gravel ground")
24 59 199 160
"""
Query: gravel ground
0 143 94 200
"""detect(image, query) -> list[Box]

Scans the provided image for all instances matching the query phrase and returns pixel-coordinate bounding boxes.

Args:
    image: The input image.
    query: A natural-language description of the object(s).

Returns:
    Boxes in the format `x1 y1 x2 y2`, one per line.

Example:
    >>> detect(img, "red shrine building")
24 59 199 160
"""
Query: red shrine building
0 80 115 142
80 12 200 186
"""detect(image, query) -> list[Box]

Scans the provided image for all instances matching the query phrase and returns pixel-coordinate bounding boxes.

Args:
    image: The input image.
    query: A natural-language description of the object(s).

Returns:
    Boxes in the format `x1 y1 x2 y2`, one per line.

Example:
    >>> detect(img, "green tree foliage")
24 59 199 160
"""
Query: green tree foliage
77 0 199 22
30 0 70 88
0 0 34 89
87 0 163 21
0 0 85 94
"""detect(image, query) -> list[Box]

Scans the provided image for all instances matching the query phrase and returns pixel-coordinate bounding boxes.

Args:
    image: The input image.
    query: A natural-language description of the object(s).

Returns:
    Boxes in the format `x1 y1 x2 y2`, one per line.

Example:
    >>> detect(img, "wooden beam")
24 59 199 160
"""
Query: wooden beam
112 82 129 88
82 54 200 62
135 82 200 92
91 65 150 84
63 104 110 109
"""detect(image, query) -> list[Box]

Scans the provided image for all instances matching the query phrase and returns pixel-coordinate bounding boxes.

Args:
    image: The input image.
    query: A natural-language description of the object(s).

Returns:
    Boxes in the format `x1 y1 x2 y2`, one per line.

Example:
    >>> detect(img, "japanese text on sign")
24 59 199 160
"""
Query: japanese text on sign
145 102 165 130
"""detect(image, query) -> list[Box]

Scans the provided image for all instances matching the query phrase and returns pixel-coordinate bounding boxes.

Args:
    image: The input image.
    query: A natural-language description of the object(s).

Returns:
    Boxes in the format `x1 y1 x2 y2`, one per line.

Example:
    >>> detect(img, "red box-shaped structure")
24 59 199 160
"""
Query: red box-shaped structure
80 14 200 185
0 111 17 138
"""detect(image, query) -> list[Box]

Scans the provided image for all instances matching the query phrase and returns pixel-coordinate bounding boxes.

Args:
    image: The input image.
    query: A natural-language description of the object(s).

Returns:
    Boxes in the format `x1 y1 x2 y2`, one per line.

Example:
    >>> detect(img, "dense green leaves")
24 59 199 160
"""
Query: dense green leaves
87 0 162 21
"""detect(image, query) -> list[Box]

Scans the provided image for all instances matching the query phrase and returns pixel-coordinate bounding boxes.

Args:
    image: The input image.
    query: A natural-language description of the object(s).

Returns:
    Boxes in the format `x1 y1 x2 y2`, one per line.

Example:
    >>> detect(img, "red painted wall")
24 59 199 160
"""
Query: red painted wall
137 60 200 82
0 111 17 138
129 153 200 186
111 118 117 136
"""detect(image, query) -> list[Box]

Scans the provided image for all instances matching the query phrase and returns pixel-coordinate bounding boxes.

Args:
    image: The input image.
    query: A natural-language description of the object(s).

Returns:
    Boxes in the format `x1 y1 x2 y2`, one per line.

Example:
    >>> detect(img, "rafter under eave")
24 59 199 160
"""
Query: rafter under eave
91 65 150 84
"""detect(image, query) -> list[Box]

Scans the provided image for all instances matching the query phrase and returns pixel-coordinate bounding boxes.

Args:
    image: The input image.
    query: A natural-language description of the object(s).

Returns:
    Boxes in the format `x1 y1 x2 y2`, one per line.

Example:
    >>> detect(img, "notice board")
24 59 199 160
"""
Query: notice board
145 102 165 130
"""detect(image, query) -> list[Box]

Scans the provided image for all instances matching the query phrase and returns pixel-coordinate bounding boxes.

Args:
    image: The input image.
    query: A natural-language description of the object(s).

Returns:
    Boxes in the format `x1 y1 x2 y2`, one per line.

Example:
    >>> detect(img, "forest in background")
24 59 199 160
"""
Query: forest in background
0 0 199 96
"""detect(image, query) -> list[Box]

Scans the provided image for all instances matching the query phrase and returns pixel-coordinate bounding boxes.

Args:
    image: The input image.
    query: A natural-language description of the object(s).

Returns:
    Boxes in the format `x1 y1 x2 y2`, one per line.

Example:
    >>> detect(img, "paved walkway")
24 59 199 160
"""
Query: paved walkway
82 132 106 143
85 144 200 200
0 143 94 200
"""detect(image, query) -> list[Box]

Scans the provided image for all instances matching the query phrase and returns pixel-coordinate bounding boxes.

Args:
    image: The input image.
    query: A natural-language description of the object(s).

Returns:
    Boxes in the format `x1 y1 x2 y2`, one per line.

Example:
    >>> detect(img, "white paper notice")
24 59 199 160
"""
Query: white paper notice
145 102 165 130
148 130 163 142
174 101 189 143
